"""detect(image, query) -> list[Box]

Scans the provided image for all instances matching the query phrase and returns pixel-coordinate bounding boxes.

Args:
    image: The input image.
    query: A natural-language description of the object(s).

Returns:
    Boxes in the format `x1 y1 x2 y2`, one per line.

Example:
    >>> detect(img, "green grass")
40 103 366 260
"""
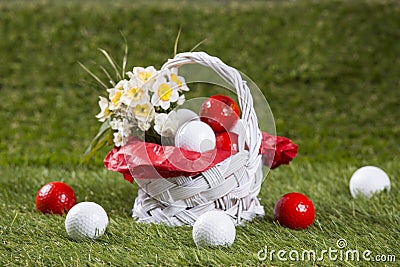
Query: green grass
0 0 399 266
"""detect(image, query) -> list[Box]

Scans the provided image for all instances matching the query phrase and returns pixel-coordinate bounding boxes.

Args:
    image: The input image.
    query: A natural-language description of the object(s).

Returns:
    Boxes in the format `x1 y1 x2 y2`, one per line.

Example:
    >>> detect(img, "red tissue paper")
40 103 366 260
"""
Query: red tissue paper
260 132 298 169
104 133 298 182
103 137 234 182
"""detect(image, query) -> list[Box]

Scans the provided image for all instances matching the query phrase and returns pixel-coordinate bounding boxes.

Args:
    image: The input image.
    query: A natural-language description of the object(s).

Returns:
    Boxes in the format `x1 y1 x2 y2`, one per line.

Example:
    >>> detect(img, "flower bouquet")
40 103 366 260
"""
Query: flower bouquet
84 50 298 226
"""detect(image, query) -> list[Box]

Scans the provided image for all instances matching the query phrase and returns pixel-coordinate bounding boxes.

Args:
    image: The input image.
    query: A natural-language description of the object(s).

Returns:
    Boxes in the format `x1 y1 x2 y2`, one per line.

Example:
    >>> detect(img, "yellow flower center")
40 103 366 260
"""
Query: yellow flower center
111 90 123 105
157 83 173 101
133 103 150 118
170 73 182 88
104 107 111 117
126 87 144 101
139 71 153 83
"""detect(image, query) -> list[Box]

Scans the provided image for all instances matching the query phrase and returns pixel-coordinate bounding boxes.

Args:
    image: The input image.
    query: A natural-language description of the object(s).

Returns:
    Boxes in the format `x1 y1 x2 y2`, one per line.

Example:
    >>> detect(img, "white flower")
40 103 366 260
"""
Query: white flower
130 102 155 123
120 78 149 107
107 80 127 111
138 121 151 131
110 118 122 130
168 68 190 92
94 65 192 148
120 119 132 138
95 96 111 122
154 112 179 137
112 117 133 147
177 94 185 106
127 66 157 86
113 131 126 147
117 118 132 136
150 75 179 110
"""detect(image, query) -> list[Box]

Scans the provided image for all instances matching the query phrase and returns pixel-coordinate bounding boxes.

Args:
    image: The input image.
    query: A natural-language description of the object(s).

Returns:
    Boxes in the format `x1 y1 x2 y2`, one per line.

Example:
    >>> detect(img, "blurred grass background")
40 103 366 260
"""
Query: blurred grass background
0 0 399 266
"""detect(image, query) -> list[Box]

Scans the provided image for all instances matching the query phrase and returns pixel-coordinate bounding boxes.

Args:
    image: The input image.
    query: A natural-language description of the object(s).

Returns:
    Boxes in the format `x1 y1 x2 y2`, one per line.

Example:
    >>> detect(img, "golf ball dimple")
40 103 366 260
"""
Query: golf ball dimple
65 202 108 241
349 166 391 198
175 120 216 153
192 211 236 247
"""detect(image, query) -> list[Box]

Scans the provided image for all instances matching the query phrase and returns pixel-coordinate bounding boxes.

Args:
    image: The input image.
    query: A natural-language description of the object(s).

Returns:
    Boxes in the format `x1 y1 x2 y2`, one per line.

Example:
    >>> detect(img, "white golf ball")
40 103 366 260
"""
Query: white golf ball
192 211 236 247
175 120 216 153
176 108 199 129
349 166 391 198
65 202 108 241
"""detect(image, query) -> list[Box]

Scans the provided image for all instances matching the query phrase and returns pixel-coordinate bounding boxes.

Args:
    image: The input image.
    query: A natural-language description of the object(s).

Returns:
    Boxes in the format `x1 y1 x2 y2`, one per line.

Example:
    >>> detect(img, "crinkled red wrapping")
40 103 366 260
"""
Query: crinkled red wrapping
260 132 298 169
104 133 298 182
103 137 234 182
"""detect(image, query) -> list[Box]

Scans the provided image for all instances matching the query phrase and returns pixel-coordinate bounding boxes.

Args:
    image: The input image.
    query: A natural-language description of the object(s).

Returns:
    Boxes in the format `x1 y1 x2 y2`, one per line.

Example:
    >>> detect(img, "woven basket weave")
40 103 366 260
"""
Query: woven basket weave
132 52 264 226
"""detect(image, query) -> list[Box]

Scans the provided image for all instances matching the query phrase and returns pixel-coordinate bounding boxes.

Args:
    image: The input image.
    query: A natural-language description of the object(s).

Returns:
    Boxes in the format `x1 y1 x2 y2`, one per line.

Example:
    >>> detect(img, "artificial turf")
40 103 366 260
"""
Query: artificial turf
0 0 399 266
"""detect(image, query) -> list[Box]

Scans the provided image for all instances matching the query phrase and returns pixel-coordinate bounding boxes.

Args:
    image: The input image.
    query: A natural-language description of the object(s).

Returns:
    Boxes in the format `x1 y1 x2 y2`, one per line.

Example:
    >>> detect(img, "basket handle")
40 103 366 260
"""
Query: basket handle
161 52 262 171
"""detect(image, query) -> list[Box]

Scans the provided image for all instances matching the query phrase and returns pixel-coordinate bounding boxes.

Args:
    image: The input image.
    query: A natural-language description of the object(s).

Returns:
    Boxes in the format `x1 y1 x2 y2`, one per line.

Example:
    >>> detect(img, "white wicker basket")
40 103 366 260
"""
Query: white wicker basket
132 52 264 226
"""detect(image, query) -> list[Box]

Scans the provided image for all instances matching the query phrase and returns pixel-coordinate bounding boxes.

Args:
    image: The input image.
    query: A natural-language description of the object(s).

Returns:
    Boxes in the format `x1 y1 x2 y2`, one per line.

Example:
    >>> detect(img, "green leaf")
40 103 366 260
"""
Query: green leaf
99 48 122 81
78 61 108 89
121 31 128 79
174 26 182 56
99 65 116 87
190 38 207 52
81 119 113 163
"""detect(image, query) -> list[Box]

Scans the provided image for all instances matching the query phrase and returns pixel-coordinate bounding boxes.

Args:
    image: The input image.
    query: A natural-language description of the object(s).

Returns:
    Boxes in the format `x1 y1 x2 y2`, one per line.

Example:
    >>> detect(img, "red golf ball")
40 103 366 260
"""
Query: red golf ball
200 94 240 133
36 181 77 215
215 132 239 152
274 192 315 229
